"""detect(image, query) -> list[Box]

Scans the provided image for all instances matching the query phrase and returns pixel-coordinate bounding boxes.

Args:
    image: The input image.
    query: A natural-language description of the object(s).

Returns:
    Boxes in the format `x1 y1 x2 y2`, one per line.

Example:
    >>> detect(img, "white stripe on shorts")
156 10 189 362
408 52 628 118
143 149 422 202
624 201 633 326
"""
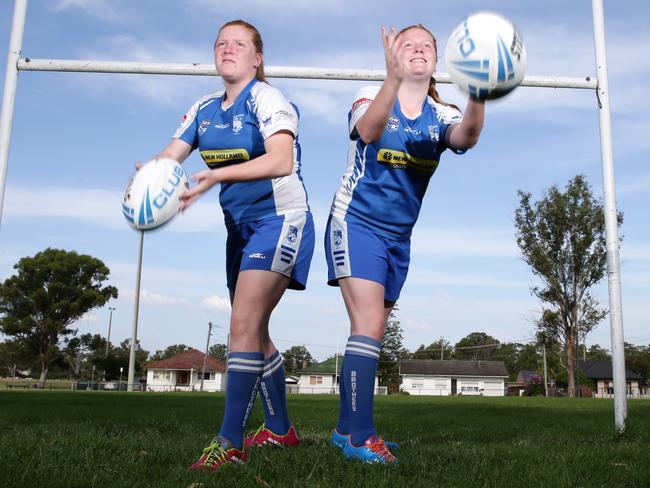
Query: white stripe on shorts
329 215 351 279
271 212 306 277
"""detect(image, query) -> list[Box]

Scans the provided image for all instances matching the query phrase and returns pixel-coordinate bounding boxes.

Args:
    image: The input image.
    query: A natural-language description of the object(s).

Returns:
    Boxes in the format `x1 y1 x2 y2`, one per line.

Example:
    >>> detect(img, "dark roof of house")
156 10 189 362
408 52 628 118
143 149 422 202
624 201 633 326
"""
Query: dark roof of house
298 356 342 374
579 359 643 380
145 348 226 372
400 360 508 377
517 370 542 383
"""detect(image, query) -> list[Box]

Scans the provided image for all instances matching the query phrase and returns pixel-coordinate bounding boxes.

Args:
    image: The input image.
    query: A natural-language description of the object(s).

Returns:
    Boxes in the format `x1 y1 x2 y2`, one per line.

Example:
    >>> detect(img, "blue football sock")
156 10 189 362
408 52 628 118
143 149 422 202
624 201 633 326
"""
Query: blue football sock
336 358 350 435
218 352 264 450
259 350 291 435
344 335 381 447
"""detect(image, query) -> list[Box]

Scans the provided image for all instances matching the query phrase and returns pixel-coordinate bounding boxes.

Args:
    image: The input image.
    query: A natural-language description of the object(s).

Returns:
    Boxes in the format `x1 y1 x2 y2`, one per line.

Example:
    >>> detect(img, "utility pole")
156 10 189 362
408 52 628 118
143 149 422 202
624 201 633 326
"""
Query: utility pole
105 306 115 358
440 337 444 360
200 321 213 392
543 346 549 398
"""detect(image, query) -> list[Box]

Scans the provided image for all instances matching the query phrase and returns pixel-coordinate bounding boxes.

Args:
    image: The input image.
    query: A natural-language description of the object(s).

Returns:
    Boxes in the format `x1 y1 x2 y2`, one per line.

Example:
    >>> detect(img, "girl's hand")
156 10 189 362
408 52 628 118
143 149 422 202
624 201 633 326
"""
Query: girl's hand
382 26 405 84
179 169 220 211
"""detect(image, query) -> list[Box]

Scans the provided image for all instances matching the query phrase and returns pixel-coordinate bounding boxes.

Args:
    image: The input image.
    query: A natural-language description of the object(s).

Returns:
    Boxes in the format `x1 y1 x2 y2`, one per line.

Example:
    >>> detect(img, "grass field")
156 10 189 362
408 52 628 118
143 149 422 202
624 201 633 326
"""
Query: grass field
1 392 649 487
0 378 74 390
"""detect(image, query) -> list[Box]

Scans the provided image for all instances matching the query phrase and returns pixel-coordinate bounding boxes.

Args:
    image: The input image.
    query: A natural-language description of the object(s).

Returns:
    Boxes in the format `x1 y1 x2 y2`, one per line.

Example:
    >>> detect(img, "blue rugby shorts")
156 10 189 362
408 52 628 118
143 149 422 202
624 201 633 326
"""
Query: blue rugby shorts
325 215 410 302
226 211 315 291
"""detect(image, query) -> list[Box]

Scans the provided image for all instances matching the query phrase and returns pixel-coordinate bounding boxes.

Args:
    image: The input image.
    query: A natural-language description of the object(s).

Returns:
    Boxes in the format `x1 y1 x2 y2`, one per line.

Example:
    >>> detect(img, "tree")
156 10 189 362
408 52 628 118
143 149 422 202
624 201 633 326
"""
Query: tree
412 338 453 360
624 343 650 382
282 345 314 374
0 248 118 387
378 307 408 387
491 342 522 380
586 344 611 361
63 333 109 379
150 344 192 361
209 343 228 362
515 175 621 396
0 340 30 377
111 338 149 379
454 332 500 360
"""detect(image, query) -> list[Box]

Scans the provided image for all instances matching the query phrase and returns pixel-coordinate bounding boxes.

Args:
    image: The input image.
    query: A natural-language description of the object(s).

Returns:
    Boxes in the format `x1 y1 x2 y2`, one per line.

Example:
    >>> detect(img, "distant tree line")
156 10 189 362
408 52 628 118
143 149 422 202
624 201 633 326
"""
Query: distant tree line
0 173 635 395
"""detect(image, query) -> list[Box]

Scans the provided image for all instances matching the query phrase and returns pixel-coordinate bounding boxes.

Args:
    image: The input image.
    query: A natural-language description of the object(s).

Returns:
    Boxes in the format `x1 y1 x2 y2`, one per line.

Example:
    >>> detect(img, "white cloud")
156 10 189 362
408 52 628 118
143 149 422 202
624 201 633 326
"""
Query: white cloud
73 312 101 325
410 226 518 259
122 288 188 306
4 185 224 234
183 0 348 18
618 173 650 196
202 295 231 311
72 35 216 106
53 0 124 22
407 269 526 289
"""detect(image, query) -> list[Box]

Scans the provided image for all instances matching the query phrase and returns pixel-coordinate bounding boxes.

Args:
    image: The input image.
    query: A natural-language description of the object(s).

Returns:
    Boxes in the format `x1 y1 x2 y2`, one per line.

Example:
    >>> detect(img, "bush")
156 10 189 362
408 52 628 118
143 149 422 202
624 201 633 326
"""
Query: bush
523 383 546 396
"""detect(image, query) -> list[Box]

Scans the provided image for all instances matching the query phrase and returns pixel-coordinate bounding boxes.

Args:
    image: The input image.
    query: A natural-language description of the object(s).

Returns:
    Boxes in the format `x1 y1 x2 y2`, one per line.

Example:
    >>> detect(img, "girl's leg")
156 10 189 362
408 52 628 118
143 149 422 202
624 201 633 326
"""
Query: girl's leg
338 277 389 447
217 270 290 449
257 326 293 436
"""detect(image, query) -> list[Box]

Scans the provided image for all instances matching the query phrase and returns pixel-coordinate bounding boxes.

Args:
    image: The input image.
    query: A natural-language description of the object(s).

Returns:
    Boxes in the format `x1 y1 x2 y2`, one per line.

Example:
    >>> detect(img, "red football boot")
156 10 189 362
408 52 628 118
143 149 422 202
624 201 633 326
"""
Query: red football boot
189 439 247 472
244 424 301 448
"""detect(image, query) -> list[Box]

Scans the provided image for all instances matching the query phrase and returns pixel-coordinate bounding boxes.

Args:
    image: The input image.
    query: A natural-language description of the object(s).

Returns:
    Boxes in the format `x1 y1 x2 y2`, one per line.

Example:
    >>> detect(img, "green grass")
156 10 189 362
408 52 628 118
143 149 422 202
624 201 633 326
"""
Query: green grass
1 392 649 487
0 378 74 390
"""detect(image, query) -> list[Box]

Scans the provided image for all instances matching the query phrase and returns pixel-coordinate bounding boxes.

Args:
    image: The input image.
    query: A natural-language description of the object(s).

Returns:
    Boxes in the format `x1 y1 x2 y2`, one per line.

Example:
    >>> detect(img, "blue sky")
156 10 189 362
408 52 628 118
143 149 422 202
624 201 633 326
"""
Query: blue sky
1 0 648 361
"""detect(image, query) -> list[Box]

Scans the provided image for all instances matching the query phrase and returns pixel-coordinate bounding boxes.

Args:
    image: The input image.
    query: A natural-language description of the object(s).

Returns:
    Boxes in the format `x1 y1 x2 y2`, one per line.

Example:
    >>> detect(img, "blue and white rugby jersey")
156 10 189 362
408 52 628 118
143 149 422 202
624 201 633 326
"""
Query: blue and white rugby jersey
174 78 309 227
330 85 464 240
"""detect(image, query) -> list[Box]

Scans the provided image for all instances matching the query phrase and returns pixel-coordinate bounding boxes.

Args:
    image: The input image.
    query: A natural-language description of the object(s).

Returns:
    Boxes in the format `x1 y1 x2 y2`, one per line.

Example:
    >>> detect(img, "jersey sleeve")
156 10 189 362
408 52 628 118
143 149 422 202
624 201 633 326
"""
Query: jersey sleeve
348 85 380 139
436 103 466 155
173 100 200 150
253 86 299 140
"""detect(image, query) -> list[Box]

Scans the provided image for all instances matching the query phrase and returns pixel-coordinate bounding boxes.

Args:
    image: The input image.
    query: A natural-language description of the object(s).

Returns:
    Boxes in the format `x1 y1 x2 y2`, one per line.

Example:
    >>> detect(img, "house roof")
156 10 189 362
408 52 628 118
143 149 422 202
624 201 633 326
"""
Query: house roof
400 360 508 377
579 359 643 380
298 356 342 374
517 370 542 383
145 348 226 372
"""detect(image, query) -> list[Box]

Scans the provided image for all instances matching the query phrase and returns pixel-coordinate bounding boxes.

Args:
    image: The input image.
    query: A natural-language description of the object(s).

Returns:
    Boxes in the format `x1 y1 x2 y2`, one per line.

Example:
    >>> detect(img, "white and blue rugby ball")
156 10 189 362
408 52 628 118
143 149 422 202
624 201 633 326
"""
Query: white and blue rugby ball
122 158 188 230
445 12 527 100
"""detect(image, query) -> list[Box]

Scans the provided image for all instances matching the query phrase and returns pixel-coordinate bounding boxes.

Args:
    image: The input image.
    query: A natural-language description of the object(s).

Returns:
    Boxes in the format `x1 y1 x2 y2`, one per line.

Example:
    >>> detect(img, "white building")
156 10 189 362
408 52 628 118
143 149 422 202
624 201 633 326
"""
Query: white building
580 359 647 399
297 356 383 395
400 360 508 396
145 348 226 392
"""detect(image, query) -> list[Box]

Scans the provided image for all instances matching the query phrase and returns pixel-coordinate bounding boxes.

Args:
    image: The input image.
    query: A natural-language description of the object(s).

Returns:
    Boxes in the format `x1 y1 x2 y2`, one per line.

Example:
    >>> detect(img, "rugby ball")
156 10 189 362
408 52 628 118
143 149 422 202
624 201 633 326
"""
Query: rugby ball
445 12 527 100
122 158 188 230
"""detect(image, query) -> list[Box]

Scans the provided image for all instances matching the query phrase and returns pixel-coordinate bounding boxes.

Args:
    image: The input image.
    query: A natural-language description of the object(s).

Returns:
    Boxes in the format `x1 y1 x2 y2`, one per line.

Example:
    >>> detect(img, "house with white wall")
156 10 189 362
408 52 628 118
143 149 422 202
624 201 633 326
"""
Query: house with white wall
579 359 646 398
145 348 226 392
400 360 508 396
297 356 383 395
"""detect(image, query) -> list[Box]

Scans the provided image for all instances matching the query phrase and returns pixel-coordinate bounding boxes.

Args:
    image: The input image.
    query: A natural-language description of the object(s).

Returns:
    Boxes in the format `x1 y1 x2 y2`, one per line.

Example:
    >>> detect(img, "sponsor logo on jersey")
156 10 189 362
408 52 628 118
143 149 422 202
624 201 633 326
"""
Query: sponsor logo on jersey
198 119 211 135
248 253 266 259
333 230 343 247
214 122 230 129
428 125 439 142
232 114 244 134
386 115 400 132
404 127 421 136
285 225 298 244
274 110 294 124
200 148 250 167
377 149 439 173
352 98 372 111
